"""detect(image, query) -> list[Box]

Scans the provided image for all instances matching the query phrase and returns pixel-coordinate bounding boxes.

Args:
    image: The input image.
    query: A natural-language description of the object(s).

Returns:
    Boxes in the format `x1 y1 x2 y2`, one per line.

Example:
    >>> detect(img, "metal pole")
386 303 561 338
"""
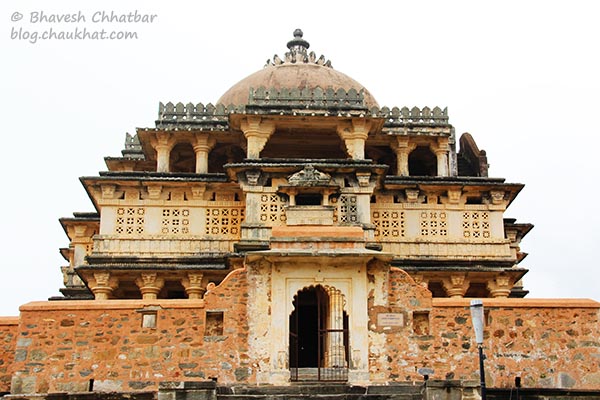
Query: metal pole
478 344 487 400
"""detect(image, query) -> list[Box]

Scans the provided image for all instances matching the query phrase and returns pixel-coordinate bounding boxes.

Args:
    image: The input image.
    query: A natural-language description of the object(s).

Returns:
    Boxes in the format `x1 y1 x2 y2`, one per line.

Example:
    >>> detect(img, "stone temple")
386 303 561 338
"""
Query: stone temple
1 30 599 400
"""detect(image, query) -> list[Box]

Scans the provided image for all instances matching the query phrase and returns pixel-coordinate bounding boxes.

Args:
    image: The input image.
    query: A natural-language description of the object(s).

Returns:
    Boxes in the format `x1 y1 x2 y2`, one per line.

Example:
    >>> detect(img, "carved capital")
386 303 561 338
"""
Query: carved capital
240 116 275 159
135 272 165 300
356 172 371 187
151 132 176 151
487 275 513 298
89 272 119 300
245 170 261 186
442 274 470 298
405 189 420 203
490 190 506 205
446 189 463 205
146 185 163 200
336 119 372 160
192 133 217 153
182 272 205 300
101 185 116 199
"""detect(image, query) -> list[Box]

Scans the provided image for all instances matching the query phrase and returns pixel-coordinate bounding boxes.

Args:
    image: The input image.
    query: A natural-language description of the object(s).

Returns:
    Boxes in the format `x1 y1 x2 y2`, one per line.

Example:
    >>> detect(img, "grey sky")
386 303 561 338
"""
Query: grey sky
1 0 598 315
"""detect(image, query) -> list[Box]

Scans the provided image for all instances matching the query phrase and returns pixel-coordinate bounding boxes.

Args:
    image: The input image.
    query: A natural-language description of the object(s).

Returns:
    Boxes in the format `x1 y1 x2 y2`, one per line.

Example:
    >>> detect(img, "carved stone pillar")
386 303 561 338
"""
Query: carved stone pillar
193 133 216 174
182 272 205 299
434 138 450 177
68 225 93 267
152 132 176 173
240 116 275 159
88 272 118 300
337 119 371 160
487 275 513 298
135 272 165 300
325 287 346 368
391 137 416 176
442 274 470 298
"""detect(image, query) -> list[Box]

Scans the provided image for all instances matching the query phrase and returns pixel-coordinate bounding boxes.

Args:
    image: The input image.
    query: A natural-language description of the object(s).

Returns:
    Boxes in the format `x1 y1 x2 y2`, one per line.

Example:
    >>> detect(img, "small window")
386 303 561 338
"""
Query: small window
142 312 157 328
296 194 322 206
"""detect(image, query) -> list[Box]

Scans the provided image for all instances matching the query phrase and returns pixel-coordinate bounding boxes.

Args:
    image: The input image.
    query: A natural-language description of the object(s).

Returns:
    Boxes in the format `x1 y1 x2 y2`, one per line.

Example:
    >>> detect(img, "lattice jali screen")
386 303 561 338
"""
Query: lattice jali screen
333 195 358 224
462 211 490 239
419 211 448 237
259 194 287 226
205 207 245 238
161 208 190 235
115 207 145 235
372 208 405 239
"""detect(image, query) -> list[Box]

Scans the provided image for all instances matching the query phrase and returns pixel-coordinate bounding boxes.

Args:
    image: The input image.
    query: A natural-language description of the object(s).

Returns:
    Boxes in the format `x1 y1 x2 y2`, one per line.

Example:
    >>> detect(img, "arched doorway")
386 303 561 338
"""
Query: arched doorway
289 285 349 381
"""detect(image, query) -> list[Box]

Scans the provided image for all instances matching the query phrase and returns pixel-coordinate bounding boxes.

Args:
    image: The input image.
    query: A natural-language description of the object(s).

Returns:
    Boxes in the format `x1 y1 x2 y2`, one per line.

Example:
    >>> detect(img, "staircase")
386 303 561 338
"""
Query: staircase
158 382 423 400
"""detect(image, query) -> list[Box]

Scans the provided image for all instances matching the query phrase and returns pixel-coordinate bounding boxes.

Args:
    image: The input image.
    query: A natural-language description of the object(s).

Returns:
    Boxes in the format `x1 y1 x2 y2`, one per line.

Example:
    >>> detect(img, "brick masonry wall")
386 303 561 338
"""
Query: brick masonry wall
0 317 18 393
368 269 600 389
9 268 249 394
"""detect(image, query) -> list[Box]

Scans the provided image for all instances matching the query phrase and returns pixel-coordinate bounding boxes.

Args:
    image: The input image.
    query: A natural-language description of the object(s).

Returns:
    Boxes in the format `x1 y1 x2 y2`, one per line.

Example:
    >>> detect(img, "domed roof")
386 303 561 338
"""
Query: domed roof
217 30 379 108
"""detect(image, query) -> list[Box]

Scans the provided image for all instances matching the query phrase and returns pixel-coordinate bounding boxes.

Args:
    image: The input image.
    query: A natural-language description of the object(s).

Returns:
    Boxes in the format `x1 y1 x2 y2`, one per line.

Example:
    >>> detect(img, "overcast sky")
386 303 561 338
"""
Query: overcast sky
1 0 598 315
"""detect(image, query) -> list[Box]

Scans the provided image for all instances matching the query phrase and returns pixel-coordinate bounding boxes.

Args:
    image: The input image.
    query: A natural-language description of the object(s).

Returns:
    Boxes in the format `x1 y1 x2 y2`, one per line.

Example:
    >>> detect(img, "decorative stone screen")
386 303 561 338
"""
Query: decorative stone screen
205 207 245 238
161 208 190 235
115 207 145 235
419 211 448 237
333 195 358 224
259 193 287 226
372 207 405 238
462 211 490 239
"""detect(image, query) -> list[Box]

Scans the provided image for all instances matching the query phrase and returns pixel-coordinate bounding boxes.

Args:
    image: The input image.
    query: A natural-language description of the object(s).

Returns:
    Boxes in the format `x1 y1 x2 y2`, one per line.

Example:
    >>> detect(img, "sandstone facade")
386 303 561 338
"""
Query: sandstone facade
1 30 598 396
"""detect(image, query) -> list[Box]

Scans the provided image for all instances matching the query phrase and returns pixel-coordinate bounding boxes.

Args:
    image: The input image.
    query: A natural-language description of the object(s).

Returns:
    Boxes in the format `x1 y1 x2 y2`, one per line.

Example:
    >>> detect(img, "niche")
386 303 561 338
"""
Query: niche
412 311 430 335
205 311 224 336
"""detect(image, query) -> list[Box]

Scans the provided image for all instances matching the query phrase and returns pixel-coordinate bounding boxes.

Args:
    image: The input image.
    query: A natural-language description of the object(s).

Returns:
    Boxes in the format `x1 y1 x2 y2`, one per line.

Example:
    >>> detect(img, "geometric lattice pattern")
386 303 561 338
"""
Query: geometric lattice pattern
205 207 245 238
115 207 145 235
462 211 490 239
161 208 190 235
372 208 405 238
259 193 287 226
333 195 358 224
420 211 448 237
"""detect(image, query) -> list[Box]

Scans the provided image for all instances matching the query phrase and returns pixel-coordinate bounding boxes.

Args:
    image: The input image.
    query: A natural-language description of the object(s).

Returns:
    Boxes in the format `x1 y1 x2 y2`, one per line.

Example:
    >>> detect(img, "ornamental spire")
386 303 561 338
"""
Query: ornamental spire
264 29 333 68
286 29 310 54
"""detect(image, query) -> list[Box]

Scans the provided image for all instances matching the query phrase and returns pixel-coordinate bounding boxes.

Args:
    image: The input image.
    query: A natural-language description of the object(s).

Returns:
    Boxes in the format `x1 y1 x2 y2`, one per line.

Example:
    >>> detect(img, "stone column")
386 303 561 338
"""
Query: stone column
391 137 415 176
152 132 176 173
135 272 165 300
487 275 513 298
434 138 450 177
325 287 346 368
88 272 118 300
337 119 371 160
193 133 216 173
240 116 275 159
442 274 470 298
70 226 91 267
182 272 205 299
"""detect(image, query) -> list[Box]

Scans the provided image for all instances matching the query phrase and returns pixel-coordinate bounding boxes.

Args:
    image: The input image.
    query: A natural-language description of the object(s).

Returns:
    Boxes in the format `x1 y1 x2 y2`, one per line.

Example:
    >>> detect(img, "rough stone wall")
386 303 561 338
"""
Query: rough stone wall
9 268 249 394
368 272 600 390
0 317 18 393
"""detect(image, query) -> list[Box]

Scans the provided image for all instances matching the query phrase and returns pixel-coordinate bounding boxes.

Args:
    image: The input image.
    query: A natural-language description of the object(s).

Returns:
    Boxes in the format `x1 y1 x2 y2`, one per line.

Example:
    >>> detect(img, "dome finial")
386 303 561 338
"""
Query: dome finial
287 28 310 53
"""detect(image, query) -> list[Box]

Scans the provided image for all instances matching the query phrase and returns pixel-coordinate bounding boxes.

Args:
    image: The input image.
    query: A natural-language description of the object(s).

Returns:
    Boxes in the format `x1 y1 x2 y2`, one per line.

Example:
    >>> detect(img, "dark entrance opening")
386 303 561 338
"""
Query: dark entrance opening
408 145 437 176
289 285 349 382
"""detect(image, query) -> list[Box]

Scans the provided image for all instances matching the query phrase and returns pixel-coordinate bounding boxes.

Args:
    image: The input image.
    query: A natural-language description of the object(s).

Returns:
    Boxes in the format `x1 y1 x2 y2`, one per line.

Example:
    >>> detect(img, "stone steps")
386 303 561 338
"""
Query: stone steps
158 382 423 400
216 384 423 400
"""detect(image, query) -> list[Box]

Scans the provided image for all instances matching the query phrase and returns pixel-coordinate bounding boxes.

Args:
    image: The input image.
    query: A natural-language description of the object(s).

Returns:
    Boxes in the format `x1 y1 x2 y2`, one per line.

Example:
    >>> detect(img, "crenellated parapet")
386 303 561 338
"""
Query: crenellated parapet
156 94 449 128
377 106 449 127
156 102 238 130
247 86 369 112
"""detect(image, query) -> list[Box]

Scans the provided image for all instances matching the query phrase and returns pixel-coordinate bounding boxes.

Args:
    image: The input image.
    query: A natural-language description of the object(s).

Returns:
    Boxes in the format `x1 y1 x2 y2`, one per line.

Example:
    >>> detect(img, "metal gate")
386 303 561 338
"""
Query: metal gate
289 286 348 382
